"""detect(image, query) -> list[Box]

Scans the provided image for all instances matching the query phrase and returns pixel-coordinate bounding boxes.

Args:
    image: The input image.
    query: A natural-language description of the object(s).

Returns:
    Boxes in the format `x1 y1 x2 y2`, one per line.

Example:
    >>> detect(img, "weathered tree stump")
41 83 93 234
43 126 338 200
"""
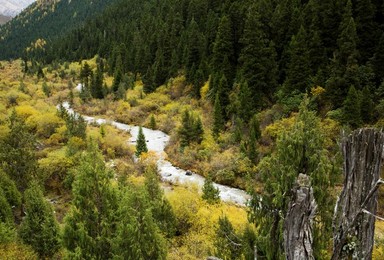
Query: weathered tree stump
284 174 317 260
332 129 384 260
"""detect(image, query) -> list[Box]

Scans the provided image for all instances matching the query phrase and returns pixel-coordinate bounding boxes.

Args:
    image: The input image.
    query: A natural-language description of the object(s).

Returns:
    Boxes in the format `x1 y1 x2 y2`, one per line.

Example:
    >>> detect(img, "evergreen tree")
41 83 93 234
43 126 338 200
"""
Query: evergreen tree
91 63 104 99
62 142 118 259
112 54 123 93
236 82 253 122
65 113 87 140
113 187 167 260
241 225 257 260
247 115 261 163
19 183 60 258
42 81 51 97
0 110 37 192
80 62 92 88
144 165 176 237
249 97 334 259
0 188 13 225
239 6 278 108
0 170 21 212
213 93 224 137
337 0 358 70
214 215 242 260
360 86 374 124
283 26 311 94
184 19 205 90
193 116 204 144
149 114 157 130
202 176 220 204
372 33 384 83
342 85 362 128
136 126 148 157
354 0 378 62
327 0 359 106
178 110 204 148
211 15 235 99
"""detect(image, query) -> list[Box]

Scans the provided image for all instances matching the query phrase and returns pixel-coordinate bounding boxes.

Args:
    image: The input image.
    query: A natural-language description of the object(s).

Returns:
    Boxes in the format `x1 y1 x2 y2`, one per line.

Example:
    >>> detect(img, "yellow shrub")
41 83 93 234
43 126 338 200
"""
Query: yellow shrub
263 114 297 140
27 113 63 138
15 105 38 119
200 80 210 100
0 243 38 259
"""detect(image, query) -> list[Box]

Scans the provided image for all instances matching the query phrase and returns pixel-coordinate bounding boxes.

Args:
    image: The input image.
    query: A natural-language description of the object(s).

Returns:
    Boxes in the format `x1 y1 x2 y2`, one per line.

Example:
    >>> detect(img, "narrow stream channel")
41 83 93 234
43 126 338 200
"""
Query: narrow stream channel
61 102 250 206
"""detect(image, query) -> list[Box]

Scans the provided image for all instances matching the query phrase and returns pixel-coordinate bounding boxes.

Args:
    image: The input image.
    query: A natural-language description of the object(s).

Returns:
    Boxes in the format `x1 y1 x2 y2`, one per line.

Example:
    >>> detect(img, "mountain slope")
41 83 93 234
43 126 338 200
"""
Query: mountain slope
0 0 119 59
0 0 35 17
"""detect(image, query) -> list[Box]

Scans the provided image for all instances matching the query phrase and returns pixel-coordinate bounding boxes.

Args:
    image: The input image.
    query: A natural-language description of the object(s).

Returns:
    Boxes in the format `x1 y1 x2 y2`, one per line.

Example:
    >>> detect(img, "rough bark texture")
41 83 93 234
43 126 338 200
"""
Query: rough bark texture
332 129 384 260
284 174 317 260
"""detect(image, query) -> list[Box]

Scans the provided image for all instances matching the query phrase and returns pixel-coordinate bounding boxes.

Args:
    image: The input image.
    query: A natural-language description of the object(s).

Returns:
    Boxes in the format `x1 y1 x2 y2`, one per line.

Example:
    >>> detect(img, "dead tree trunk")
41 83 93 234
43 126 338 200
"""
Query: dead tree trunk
332 128 384 260
284 174 317 260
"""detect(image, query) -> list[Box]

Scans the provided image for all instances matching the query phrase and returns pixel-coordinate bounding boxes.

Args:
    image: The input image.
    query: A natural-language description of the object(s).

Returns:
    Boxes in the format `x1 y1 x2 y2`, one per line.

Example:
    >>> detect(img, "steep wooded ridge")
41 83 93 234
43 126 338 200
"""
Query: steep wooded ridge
29 0 384 125
1 0 384 259
0 0 120 59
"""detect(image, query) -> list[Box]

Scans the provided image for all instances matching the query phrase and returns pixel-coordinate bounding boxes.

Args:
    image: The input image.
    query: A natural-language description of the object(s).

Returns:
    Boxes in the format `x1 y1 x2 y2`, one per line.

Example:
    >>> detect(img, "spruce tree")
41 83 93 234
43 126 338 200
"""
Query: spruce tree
62 142 118 259
42 81 51 97
144 165 176 237
239 6 278 108
237 82 253 122
372 33 384 83
149 114 157 130
248 115 261 163
202 176 220 204
354 0 378 62
211 15 235 98
91 64 104 99
214 215 242 260
80 62 92 87
361 86 374 124
213 93 224 137
179 110 204 148
136 126 148 157
0 188 13 225
284 26 311 94
0 170 21 212
112 54 123 93
0 110 37 192
19 183 60 258
113 187 167 260
342 85 362 128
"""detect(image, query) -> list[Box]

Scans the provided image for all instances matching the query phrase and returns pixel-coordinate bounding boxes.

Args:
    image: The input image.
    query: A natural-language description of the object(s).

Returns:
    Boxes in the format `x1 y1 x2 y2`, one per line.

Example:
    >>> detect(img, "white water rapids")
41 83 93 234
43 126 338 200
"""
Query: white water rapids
61 101 250 206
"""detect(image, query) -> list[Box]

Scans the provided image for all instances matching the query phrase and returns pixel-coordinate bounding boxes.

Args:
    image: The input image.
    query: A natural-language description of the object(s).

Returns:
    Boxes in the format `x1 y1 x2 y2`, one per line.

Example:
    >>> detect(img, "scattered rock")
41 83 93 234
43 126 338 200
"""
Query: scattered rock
185 170 193 176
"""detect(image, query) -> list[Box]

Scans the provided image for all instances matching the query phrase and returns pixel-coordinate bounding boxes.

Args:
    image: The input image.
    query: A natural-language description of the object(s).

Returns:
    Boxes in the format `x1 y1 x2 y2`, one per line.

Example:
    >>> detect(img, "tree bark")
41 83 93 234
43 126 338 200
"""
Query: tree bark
284 173 317 260
332 128 384 260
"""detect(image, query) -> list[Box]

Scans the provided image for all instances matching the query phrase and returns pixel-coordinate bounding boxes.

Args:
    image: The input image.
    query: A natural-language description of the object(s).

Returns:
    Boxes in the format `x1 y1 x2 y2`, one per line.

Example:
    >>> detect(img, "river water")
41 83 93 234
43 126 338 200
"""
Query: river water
61 102 250 206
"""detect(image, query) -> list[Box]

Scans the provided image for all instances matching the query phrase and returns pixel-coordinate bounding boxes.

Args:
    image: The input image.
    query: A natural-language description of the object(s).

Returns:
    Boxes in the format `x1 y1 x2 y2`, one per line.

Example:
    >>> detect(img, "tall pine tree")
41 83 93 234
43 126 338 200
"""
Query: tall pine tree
62 142 118 259
19 183 60 258
136 126 148 157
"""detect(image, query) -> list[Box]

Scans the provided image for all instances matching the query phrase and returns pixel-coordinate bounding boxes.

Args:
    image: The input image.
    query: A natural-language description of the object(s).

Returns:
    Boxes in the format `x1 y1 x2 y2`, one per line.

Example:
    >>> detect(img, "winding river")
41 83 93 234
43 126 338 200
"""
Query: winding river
62 102 250 206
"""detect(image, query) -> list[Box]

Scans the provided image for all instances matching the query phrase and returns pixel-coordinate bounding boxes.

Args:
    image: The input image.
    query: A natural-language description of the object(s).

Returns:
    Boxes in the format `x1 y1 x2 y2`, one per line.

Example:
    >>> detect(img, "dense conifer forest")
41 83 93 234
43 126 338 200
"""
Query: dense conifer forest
1 0 384 259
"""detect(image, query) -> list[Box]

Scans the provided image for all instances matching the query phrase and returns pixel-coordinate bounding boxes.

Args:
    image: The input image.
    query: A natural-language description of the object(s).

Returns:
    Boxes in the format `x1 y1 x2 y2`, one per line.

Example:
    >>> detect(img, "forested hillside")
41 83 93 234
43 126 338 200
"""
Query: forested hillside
35 0 384 128
0 0 120 59
1 0 384 259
